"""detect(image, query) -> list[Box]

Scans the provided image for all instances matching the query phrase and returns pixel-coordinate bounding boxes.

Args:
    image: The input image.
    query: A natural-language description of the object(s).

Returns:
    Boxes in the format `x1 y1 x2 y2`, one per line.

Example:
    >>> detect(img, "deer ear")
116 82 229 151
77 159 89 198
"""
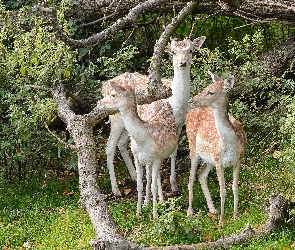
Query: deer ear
208 70 222 82
110 81 127 94
164 42 172 54
224 76 234 90
191 36 206 51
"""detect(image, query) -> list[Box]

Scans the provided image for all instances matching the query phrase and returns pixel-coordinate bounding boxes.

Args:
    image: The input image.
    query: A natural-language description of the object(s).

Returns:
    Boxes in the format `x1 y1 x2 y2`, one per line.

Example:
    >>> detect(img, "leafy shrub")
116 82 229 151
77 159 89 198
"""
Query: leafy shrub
0 6 78 182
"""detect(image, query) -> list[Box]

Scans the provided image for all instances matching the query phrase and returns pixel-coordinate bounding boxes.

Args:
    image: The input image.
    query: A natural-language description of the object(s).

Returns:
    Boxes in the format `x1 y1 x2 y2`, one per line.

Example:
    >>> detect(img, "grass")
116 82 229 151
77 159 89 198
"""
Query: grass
0 174 95 249
0 153 294 250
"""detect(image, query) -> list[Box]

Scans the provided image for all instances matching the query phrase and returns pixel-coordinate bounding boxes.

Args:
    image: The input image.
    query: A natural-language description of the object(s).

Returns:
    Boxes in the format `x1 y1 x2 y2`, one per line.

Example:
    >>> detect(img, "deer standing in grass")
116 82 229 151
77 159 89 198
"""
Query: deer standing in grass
102 36 206 197
98 81 179 218
186 71 246 226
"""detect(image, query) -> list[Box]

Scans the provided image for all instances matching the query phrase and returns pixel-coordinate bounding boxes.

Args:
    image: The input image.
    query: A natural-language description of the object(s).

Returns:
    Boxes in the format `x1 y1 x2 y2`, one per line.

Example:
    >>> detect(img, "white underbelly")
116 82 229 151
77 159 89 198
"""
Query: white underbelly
195 138 240 167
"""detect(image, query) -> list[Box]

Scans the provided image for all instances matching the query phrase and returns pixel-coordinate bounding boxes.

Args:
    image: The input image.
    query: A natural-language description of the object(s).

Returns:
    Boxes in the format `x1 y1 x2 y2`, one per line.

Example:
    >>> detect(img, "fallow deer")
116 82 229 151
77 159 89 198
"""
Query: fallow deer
101 72 171 197
98 81 179 218
186 71 246 226
102 37 206 197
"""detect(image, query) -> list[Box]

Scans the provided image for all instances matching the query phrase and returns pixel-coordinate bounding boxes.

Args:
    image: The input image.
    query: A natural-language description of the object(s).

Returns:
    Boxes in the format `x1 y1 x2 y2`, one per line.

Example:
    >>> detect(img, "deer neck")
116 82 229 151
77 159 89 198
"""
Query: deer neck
211 104 236 143
119 106 149 146
169 67 191 127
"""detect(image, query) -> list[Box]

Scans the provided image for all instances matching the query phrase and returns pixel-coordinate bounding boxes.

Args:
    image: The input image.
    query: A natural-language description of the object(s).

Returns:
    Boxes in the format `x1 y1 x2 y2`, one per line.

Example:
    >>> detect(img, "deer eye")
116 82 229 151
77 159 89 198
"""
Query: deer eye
171 51 176 55
110 93 116 98
189 50 193 53
207 91 214 95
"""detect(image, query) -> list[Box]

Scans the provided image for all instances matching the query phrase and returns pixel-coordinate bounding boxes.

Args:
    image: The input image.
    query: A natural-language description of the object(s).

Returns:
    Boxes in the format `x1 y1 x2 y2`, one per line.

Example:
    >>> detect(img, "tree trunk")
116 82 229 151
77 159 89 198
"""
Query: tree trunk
69 117 142 250
50 85 143 250
260 32 295 79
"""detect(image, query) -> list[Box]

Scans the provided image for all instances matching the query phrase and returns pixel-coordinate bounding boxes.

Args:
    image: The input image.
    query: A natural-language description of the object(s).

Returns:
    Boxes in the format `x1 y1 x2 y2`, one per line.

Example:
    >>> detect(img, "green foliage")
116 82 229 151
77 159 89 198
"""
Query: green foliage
1 0 38 10
97 45 140 78
126 197 202 246
0 6 78 182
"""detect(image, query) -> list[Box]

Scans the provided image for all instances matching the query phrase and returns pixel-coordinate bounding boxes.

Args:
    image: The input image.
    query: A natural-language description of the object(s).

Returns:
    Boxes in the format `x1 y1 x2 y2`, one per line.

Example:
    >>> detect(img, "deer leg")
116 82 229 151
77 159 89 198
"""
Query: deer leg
170 146 178 194
135 157 143 217
198 163 216 215
187 155 199 216
117 129 137 181
106 115 125 197
232 163 240 220
144 164 151 205
145 166 163 204
216 163 226 226
152 161 161 218
157 170 164 203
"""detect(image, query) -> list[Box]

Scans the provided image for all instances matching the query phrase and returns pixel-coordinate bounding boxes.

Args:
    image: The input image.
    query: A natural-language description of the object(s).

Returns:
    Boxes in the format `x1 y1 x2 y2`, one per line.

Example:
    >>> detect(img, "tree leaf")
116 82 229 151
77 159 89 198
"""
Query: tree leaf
62 69 70 77
20 66 26 76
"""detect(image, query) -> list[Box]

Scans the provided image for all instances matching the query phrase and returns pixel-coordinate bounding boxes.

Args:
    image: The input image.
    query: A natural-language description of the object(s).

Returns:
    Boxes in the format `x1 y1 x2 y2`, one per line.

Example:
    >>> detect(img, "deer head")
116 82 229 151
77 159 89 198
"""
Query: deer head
189 71 234 109
164 36 206 69
98 81 136 111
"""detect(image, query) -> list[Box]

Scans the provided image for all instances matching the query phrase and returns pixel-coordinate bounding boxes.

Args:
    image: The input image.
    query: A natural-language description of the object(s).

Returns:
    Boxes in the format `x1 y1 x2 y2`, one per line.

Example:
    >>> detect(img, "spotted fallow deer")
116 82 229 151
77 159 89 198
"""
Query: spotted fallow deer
186 71 246 226
102 36 206 197
101 72 172 197
98 81 179 218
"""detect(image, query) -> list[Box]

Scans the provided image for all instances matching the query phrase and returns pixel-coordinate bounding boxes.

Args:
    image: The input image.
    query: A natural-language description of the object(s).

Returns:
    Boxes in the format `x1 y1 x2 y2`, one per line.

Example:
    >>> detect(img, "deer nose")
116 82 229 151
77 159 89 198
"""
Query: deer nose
179 61 187 67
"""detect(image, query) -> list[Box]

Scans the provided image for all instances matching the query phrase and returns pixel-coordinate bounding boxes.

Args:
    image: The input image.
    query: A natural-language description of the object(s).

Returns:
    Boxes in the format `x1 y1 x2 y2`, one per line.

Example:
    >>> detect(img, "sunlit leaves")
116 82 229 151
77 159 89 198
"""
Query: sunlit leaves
0 7 78 183
97 45 139 78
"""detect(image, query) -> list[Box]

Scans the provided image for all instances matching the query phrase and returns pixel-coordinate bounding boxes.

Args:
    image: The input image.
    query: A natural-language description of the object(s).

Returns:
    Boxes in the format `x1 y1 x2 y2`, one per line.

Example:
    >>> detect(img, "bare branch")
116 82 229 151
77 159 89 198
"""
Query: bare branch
82 0 124 27
140 1 199 105
45 125 77 150
81 12 119 27
26 84 52 92
39 0 170 48
233 9 294 29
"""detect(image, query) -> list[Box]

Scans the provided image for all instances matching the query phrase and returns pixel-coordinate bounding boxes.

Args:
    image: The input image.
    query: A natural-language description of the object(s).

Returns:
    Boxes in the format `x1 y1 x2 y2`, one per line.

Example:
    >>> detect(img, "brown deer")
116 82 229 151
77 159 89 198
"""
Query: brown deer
98 80 179 218
186 71 246 226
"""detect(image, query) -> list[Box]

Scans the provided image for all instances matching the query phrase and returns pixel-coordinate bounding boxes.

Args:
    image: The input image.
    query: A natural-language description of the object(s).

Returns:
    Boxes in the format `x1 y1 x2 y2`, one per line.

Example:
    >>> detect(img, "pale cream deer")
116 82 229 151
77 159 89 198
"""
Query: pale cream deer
186 71 246 226
98 81 179 218
102 36 206 197
101 72 172 197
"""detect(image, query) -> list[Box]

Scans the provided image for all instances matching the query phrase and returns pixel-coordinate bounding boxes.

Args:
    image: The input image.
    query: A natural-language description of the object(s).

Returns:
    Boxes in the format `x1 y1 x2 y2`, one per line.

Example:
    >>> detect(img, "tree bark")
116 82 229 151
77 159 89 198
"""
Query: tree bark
63 0 295 23
51 85 143 250
260 32 295 79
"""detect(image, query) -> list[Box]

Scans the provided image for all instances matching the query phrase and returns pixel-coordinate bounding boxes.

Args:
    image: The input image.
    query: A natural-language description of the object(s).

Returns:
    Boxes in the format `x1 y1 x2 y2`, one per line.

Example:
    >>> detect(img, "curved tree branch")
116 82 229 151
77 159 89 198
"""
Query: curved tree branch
140 1 200 104
61 0 295 23
39 0 170 48
45 125 77 150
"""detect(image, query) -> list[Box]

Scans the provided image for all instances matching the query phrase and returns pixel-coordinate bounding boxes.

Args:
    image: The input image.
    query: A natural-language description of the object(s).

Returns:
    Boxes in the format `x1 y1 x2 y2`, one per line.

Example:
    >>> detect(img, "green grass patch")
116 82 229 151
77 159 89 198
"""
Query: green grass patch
0 174 95 249
0 153 294 249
